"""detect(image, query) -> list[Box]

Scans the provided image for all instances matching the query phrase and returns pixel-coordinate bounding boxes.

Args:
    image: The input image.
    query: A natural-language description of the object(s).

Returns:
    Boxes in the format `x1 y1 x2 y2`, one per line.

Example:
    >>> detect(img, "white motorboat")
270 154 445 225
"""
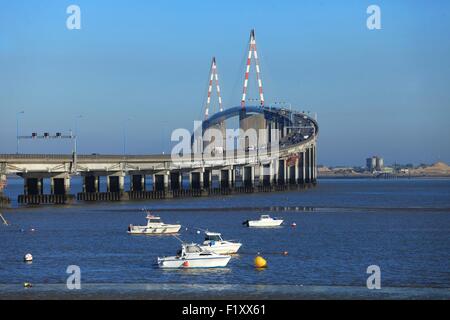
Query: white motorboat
200 231 242 255
157 243 231 269
243 214 283 227
128 213 181 235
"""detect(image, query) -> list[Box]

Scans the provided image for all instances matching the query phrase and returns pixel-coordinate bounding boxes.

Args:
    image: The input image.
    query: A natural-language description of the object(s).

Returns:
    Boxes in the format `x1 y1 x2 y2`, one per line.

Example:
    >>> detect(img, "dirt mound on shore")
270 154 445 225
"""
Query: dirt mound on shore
412 162 450 176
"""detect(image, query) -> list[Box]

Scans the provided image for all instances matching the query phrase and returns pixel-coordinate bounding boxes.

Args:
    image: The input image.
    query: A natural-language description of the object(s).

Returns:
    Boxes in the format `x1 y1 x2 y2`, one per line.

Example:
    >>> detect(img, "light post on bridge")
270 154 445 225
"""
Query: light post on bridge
16 111 25 154
123 117 132 156
74 115 82 155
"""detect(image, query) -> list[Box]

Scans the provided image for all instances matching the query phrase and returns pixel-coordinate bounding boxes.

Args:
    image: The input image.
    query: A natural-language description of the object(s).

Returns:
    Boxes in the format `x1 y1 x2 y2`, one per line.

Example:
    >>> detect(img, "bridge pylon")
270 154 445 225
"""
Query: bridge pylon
241 29 265 109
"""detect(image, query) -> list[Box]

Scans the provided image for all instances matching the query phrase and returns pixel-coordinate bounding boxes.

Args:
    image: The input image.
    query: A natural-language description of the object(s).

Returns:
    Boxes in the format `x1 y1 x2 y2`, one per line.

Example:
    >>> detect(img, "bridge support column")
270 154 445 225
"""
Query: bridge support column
220 170 229 189
131 174 146 191
294 156 299 184
243 166 254 187
270 161 275 185
257 164 263 186
153 174 164 191
278 159 286 185
164 172 170 192
313 145 317 182
0 173 10 208
51 175 70 195
170 172 181 190
24 177 44 195
309 147 313 183
64 176 71 194
84 175 99 193
190 172 202 190
199 170 204 189
299 151 305 184
0 174 6 193
107 175 125 193
305 148 311 183
202 170 211 189
229 169 233 188
284 159 288 185
179 172 183 189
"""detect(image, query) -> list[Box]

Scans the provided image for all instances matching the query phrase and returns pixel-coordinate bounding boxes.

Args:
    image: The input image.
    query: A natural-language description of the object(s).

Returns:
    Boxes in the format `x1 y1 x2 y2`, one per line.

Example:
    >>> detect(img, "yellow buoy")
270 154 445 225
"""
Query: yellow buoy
254 256 267 268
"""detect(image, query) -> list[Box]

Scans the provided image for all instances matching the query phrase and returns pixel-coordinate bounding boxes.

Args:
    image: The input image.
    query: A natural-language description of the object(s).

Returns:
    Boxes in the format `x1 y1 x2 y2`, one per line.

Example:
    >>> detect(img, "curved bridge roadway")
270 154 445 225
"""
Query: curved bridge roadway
0 106 318 205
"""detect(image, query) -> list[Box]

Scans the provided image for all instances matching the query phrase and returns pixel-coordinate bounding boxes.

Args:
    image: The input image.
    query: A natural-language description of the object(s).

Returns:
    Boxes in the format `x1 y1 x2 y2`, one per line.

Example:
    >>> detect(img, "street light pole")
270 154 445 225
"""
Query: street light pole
74 115 82 155
16 111 24 154
123 117 132 156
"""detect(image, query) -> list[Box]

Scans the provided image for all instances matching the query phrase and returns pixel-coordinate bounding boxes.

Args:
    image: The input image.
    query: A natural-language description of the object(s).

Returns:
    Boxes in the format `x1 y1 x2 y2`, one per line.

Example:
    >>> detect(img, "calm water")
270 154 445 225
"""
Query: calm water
1 179 450 298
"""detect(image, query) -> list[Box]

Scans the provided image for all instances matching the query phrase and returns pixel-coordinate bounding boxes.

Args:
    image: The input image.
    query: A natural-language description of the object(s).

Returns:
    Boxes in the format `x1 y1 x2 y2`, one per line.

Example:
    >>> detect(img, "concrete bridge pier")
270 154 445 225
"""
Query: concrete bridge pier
220 169 229 189
203 169 211 189
293 156 300 184
260 164 270 187
312 145 317 183
131 174 146 192
50 174 71 195
163 172 170 193
298 151 306 185
243 166 254 187
229 168 234 188
0 173 10 207
83 175 100 193
305 148 311 183
190 172 201 189
106 175 124 193
288 160 297 185
24 177 44 196
170 171 181 190
18 174 74 204
277 159 286 185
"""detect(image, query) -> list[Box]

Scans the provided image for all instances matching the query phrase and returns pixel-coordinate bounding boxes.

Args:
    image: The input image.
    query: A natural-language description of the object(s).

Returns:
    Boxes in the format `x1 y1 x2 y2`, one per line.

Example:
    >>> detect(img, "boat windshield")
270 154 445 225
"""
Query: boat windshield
185 245 202 253
205 235 222 242
148 219 161 223
261 215 271 219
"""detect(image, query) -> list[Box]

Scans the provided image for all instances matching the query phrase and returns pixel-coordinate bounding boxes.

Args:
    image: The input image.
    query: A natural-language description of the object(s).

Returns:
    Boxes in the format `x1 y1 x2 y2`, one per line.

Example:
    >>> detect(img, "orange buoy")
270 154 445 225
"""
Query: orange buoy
254 256 267 268
182 261 189 267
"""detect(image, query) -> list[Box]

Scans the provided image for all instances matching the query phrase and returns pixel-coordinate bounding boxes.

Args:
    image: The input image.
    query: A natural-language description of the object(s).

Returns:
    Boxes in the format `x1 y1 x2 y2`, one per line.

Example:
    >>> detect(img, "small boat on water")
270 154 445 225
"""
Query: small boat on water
243 214 283 228
128 212 181 235
200 231 242 254
157 243 231 269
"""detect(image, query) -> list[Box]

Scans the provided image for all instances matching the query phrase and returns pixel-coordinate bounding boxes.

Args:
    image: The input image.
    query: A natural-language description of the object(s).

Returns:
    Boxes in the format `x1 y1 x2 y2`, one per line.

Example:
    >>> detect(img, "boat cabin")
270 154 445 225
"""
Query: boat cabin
178 244 213 257
260 215 271 219
146 215 162 223
204 232 223 242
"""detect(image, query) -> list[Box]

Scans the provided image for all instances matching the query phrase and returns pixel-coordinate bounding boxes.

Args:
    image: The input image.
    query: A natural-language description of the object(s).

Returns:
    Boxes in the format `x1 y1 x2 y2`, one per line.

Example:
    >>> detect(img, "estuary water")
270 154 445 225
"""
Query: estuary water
0 178 449 299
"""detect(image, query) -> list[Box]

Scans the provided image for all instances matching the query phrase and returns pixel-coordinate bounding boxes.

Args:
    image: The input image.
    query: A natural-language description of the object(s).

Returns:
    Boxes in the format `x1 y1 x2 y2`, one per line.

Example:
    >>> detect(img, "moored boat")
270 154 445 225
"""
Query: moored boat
157 243 231 268
243 214 283 228
128 212 181 235
200 231 242 254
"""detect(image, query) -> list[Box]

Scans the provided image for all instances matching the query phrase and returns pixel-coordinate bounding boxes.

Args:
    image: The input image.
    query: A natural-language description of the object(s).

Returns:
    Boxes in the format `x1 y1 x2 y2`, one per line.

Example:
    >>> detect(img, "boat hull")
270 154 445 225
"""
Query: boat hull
128 225 181 235
200 242 242 255
247 220 283 227
157 255 231 268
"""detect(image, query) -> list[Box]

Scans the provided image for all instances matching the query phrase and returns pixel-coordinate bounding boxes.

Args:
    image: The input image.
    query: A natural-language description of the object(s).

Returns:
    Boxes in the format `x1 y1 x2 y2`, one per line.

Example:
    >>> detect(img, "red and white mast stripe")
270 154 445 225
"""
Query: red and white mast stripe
241 29 265 109
204 57 223 119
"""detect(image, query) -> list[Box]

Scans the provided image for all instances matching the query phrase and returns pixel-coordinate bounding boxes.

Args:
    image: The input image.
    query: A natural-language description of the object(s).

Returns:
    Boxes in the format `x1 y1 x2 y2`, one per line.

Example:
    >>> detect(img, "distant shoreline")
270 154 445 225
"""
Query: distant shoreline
318 175 450 179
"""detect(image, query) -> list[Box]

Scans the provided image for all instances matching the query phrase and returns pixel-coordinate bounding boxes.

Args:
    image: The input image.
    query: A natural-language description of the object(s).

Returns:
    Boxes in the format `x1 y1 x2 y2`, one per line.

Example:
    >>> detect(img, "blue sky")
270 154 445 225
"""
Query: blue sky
0 0 449 166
